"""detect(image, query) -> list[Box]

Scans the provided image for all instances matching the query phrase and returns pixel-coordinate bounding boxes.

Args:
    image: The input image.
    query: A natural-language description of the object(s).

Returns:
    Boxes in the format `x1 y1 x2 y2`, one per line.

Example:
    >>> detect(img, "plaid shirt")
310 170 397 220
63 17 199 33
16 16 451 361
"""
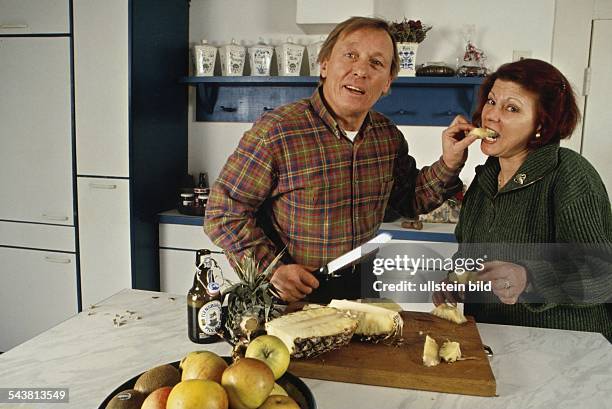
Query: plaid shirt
204 88 462 271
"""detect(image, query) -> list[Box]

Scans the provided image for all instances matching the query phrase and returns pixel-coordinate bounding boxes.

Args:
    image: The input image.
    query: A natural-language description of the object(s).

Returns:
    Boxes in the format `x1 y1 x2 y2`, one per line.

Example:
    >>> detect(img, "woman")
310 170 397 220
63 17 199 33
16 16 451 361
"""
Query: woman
434 59 612 340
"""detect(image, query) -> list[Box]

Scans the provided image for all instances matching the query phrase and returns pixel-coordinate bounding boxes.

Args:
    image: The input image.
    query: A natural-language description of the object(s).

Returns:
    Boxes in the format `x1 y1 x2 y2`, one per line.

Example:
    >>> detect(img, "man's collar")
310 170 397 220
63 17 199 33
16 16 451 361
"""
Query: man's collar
309 86 373 139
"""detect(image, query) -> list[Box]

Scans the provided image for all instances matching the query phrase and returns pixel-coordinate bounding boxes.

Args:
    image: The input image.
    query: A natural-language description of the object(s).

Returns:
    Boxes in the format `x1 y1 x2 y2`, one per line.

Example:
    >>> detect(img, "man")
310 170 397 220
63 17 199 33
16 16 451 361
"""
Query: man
204 17 477 303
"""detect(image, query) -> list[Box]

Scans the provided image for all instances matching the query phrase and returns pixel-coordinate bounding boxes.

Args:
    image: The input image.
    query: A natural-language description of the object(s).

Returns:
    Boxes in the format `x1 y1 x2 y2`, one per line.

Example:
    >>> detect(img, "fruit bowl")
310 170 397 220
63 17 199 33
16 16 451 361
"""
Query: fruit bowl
98 357 316 409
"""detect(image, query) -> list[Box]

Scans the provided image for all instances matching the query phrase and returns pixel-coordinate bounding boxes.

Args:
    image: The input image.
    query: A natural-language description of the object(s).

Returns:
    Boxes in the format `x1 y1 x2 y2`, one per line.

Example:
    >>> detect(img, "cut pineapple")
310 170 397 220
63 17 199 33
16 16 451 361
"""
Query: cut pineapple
430 304 467 324
422 335 440 367
327 299 404 341
439 340 462 363
264 307 358 359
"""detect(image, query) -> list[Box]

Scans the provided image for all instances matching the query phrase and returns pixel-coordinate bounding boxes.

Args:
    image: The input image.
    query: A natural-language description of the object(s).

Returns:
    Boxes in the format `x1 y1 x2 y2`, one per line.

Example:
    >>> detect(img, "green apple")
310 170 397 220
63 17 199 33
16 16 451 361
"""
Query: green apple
180 351 228 383
221 358 274 409
244 335 290 380
270 382 288 396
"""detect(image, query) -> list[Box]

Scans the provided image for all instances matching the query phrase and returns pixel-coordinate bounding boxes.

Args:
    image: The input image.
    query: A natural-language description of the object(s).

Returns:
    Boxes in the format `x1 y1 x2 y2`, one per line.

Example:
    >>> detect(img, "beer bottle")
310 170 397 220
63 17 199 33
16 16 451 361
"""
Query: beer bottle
187 249 223 343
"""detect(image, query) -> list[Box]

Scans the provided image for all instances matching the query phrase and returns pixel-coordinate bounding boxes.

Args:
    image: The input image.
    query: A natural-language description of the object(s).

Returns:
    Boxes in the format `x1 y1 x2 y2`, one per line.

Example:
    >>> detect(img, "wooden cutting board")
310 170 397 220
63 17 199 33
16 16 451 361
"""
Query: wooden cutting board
287 311 496 397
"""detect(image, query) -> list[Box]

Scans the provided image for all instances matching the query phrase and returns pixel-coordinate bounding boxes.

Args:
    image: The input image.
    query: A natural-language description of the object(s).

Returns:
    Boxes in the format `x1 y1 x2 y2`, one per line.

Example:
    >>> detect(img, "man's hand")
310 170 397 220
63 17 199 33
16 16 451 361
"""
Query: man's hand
479 261 528 304
270 264 320 302
441 115 478 170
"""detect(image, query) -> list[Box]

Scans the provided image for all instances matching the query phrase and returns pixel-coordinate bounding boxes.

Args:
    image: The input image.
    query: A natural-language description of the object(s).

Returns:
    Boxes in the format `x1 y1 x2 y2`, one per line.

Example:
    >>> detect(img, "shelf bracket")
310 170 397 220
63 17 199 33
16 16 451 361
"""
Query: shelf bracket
196 83 219 114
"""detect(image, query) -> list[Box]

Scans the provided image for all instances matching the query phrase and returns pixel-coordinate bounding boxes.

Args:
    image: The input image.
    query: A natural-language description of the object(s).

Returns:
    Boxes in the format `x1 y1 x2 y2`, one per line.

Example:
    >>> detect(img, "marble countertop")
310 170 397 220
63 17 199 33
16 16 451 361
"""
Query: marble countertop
0 289 610 409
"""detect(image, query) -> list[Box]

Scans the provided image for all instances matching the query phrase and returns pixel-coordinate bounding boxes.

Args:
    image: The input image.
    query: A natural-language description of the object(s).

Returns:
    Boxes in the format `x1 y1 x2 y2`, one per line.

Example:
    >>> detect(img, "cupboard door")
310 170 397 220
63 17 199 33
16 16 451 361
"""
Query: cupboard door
77 177 132 306
0 37 73 225
0 247 77 352
73 0 129 177
0 0 69 34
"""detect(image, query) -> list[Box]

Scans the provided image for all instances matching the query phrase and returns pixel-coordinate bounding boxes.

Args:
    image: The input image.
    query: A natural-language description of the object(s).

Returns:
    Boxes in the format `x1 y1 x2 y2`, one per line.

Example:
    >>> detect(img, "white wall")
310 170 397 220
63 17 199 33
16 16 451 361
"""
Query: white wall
187 0 576 185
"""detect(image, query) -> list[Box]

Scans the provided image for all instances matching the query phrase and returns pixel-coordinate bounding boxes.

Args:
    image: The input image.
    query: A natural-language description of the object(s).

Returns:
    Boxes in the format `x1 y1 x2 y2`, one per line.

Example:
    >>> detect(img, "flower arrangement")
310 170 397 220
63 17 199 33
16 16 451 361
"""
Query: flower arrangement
389 18 432 43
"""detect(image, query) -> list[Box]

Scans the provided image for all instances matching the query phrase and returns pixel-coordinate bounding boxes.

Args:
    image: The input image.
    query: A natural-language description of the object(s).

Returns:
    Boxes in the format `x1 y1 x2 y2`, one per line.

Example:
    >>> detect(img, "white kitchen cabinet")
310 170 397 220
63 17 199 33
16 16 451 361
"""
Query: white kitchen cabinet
0 0 69 34
0 247 77 352
73 0 129 177
0 36 73 225
77 177 132 307
159 222 237 294
72 0 188 299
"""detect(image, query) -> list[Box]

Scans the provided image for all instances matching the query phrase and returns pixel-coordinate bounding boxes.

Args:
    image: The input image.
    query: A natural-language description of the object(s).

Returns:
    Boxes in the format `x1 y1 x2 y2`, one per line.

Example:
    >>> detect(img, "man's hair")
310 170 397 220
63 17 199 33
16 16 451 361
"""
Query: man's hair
472 58 580 148
316 16 399 80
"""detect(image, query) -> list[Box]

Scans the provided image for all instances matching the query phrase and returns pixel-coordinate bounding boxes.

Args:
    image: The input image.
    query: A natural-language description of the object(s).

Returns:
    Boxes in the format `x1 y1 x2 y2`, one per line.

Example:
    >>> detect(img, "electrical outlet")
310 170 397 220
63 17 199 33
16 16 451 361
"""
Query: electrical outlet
513 50 532 62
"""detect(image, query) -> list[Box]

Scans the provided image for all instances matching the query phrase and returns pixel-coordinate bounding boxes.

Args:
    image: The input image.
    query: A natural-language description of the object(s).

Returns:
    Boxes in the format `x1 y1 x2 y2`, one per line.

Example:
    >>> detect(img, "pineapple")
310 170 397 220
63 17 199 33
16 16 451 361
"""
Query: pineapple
439 340 462 363
430 304 467 324
265 307 359 359
223 250 284 345
422 335 440 367
327 299 403 342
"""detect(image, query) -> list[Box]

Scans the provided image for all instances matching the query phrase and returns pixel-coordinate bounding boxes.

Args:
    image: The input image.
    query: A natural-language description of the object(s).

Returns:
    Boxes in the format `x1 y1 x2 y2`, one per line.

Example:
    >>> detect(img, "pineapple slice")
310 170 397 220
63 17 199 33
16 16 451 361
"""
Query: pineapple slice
328 299 403 341
439 340 462 363
265 307 358 359
430 304 467 324
422 335 440 367
469 127 498 140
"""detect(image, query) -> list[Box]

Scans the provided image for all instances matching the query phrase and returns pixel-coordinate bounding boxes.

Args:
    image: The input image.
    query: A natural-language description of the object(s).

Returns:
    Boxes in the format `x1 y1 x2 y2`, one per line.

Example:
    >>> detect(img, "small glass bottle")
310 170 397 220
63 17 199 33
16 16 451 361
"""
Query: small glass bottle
187 249 223 343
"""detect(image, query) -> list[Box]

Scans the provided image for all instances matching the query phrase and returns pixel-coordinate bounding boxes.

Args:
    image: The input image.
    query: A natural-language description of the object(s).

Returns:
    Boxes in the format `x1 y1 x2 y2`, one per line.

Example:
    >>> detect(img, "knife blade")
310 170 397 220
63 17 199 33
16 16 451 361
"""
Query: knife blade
313 233 393 280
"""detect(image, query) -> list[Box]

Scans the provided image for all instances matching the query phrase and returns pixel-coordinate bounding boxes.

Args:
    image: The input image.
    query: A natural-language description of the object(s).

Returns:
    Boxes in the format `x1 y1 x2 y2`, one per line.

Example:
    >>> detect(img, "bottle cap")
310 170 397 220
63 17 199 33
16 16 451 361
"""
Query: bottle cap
206 281 220 296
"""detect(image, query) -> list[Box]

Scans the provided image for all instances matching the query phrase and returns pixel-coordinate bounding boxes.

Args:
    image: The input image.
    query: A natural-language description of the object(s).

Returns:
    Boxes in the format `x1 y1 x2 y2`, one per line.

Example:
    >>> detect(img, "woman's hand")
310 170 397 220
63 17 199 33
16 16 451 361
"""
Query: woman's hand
270 264 319 302
432 278 465 307
479 261 528 304
441 115 478 170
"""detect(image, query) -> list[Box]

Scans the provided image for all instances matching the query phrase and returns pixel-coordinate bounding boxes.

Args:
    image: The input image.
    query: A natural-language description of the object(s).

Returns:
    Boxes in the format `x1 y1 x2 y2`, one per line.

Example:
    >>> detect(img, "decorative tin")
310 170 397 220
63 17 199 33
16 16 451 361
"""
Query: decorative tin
275 38 305 76
219 39 246 76
248 39 274 76
193 40 217 76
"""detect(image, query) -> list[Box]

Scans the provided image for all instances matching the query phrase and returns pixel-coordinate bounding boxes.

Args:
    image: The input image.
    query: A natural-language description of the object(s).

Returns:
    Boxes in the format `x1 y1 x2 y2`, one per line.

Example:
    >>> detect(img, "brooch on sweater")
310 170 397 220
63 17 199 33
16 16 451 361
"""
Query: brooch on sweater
513 173 527 185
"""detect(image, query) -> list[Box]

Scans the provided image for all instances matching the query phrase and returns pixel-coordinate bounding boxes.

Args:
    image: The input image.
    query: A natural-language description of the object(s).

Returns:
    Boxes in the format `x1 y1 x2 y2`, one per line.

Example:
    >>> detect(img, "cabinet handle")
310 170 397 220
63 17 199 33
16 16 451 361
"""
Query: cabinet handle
219 106 237 112
89 183 117 190
263 106 275 111
0 24 28 29
44 256 72 264
42 214 69 221
395 109 417 115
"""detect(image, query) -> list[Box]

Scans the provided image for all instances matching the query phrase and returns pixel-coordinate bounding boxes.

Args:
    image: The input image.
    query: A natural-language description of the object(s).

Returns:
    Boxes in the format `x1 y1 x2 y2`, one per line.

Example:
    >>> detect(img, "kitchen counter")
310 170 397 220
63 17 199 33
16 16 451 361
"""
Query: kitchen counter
158 209 457 242
0 289 610 409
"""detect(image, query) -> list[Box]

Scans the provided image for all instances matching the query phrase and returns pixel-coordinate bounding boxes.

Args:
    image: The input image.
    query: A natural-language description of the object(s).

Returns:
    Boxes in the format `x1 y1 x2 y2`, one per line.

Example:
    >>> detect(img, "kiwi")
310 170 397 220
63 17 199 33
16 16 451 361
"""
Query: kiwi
106 389 146 409
134 364 180 395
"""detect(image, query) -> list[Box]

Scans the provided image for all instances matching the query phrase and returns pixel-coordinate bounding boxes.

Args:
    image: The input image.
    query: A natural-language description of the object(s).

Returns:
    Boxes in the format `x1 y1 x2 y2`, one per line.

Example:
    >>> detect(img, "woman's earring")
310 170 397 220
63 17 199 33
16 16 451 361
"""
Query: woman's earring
535 131 541 138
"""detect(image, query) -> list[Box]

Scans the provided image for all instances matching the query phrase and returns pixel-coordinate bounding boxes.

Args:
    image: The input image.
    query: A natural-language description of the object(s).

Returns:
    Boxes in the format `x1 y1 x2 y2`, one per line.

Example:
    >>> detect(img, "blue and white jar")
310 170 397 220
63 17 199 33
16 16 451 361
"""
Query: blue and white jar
193 40 217 76
397 42 419 77
219 39 246 76
248 40 274 76
276 38 305 76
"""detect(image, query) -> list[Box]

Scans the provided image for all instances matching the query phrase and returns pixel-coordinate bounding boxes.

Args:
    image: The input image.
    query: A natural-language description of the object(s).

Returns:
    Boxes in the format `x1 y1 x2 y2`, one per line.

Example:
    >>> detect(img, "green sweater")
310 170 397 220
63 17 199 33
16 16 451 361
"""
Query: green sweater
457 143 612 340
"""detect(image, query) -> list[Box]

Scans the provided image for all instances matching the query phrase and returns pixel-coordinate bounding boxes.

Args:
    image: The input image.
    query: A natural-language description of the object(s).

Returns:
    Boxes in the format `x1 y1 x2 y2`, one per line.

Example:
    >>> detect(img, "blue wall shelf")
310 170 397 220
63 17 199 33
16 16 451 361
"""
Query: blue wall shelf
180 76 483 126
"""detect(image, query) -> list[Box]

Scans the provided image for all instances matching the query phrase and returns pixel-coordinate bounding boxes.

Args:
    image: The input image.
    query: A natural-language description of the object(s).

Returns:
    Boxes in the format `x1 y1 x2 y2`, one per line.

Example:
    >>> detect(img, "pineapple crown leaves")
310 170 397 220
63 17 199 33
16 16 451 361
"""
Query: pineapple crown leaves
223 249 285 342
389 18 432 43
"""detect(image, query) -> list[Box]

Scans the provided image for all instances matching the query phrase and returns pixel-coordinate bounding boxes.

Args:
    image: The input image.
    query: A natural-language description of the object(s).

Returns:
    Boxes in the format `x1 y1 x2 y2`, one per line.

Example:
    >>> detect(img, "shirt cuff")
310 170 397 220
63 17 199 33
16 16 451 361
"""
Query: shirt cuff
434 156 463 185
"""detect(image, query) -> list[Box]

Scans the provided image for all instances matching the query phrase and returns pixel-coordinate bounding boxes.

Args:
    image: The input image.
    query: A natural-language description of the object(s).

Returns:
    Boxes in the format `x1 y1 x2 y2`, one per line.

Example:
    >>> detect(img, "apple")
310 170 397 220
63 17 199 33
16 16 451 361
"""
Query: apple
245 335 290 380
180 351 228 383
166 379 228 409
270 382 288 396
258 395 300 409
141 386 172 409
221 358 274 409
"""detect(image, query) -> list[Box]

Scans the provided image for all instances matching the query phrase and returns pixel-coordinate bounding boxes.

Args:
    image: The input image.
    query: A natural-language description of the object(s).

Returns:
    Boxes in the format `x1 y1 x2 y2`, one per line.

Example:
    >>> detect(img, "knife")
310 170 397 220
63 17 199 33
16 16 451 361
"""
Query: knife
313 233 393 280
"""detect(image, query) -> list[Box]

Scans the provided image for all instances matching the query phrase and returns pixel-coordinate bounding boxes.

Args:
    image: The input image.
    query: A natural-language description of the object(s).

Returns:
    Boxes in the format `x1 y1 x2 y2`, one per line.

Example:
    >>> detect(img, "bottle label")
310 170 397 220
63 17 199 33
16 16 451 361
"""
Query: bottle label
197 300 222 335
